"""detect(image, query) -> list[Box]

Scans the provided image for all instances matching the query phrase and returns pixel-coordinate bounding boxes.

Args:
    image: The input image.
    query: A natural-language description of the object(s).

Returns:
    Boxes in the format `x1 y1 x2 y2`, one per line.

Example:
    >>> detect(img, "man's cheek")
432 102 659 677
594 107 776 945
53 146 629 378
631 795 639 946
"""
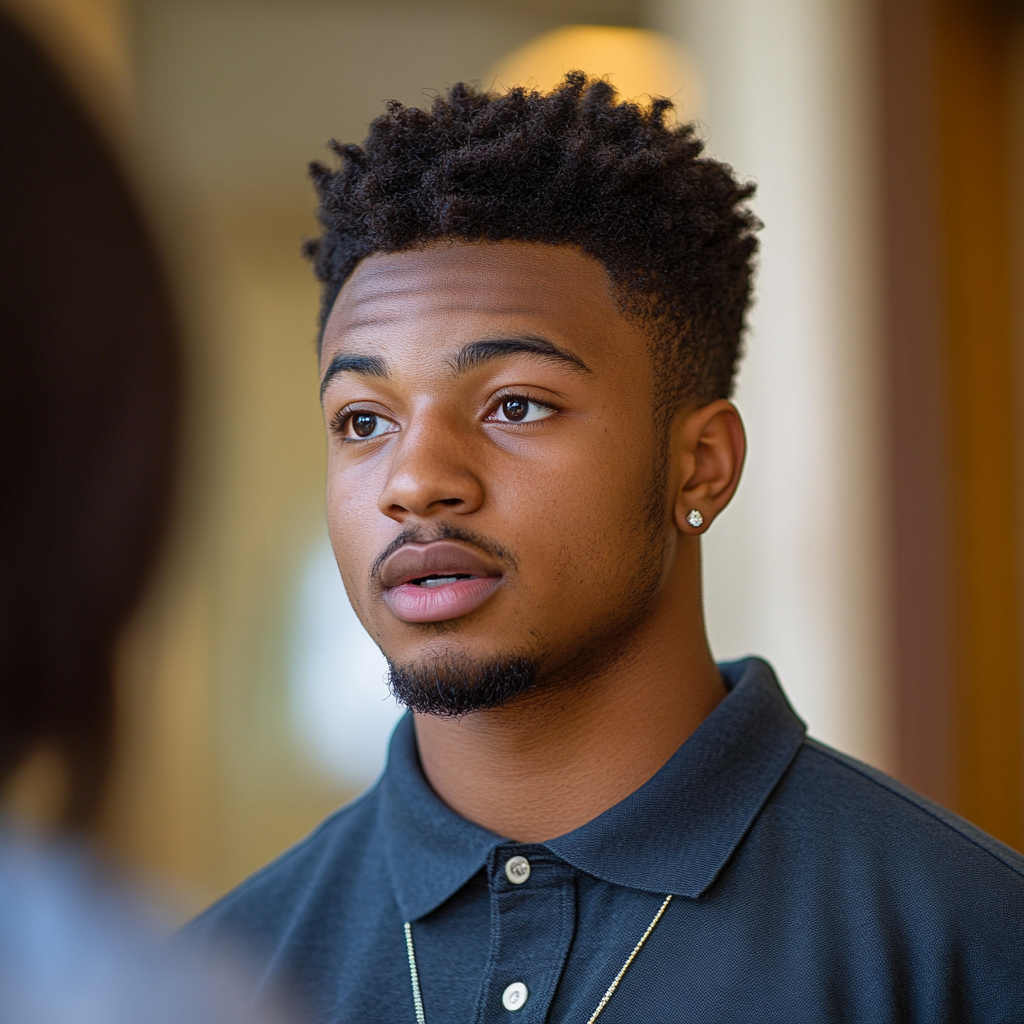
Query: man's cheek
327 479 374 541
326 508 369 588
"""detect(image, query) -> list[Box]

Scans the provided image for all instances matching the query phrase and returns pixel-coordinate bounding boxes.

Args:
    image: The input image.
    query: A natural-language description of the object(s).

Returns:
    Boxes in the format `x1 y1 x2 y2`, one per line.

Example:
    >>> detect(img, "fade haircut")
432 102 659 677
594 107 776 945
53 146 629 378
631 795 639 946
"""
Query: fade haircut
304 71 759 407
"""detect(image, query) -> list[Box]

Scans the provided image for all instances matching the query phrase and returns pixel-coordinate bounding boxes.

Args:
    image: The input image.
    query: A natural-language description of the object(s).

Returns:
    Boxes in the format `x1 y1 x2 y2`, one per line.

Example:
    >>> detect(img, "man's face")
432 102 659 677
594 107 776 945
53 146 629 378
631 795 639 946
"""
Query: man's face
320 241 676 705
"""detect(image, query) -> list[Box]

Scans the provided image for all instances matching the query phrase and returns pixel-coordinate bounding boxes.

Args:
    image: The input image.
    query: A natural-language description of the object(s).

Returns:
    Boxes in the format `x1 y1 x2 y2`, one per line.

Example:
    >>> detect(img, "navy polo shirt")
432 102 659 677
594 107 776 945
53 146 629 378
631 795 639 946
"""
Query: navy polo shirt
187 658 1024 1022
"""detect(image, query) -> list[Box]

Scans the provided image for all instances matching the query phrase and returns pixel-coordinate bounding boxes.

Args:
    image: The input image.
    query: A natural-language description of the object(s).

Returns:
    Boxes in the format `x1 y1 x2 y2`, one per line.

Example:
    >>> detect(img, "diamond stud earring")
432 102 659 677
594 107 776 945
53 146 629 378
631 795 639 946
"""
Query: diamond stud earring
686 509 704 529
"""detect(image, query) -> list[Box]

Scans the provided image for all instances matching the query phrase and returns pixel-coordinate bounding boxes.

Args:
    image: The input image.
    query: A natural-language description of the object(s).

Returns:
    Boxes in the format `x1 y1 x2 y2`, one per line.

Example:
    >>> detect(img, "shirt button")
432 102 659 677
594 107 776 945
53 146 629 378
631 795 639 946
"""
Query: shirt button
502 981 528 1011
504 855 531 885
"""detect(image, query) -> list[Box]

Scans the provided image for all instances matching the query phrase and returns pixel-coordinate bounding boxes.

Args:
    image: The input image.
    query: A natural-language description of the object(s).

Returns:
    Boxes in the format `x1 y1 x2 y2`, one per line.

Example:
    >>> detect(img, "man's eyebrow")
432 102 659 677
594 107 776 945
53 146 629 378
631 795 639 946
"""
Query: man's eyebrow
449 336 592 375
319 352 389 402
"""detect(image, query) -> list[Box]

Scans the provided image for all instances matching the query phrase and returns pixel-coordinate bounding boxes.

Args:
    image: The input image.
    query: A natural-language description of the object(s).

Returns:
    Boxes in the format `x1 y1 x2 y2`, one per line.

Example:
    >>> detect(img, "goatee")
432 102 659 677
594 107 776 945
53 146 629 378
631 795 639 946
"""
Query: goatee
387 653 540 717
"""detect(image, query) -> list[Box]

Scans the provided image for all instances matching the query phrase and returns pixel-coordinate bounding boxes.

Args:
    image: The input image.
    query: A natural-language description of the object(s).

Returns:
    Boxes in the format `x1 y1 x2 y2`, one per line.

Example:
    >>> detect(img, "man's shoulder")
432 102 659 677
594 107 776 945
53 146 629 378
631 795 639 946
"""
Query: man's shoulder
771 737 1024 885
185 782 389 946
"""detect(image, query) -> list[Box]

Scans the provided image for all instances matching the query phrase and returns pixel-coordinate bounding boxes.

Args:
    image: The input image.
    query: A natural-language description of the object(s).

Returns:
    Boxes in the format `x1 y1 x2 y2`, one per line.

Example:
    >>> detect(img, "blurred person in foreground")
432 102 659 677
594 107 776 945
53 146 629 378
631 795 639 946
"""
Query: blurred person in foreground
189 76 1023 1022
0 13 289 1023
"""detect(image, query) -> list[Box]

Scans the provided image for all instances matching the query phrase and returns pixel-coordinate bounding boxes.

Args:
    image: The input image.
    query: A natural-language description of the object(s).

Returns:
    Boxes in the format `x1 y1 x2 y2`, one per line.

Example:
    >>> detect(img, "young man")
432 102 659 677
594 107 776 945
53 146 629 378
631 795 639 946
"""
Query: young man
189 75 1023 1022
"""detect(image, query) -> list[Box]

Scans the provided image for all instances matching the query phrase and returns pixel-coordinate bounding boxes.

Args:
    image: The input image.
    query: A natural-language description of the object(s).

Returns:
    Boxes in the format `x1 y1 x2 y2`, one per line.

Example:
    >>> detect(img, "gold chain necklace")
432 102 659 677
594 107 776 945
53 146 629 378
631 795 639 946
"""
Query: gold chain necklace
403 893 673 1024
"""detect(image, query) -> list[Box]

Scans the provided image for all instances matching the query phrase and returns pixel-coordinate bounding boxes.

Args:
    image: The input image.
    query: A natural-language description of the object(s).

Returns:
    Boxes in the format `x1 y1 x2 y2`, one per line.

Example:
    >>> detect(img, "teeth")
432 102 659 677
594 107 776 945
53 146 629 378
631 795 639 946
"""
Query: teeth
421 576 458 588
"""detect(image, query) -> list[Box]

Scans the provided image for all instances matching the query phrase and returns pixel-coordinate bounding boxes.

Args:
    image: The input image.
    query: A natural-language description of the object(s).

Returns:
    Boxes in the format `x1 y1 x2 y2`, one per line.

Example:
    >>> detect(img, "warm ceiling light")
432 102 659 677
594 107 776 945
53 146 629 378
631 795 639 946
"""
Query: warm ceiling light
488 25 703 119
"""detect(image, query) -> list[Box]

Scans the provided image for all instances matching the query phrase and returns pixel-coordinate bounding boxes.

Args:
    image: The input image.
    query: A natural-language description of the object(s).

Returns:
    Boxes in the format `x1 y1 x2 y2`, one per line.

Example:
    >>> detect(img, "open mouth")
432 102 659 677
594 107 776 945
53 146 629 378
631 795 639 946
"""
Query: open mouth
379 541 504 623
409 573 476 588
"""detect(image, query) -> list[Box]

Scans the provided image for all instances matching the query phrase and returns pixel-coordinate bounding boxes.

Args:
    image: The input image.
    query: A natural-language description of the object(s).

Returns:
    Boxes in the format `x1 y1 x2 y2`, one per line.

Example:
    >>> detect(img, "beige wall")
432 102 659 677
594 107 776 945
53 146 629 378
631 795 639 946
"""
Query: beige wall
649 0 891 770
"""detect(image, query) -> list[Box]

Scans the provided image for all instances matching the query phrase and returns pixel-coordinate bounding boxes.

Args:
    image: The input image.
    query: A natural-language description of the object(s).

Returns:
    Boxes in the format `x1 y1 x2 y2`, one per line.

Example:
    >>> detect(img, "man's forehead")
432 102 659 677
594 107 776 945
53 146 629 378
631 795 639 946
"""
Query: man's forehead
326 241 617 337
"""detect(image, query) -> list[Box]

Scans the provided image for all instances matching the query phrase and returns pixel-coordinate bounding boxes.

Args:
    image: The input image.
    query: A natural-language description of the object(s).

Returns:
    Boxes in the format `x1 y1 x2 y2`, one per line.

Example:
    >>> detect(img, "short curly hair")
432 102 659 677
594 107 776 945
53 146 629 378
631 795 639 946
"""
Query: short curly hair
305 71 759 406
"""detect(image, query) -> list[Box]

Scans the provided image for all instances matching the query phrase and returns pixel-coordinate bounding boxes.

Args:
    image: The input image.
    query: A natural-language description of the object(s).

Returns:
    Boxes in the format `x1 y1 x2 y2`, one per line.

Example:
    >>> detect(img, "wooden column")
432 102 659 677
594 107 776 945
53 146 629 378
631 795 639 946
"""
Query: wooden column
881 0 1023 850
936 0 1022 849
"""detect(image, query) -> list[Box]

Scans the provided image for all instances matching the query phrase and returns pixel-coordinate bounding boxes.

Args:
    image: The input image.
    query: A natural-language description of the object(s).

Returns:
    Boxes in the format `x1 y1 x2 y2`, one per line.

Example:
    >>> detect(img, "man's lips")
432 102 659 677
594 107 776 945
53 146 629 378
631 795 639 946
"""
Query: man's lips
379 540 503 623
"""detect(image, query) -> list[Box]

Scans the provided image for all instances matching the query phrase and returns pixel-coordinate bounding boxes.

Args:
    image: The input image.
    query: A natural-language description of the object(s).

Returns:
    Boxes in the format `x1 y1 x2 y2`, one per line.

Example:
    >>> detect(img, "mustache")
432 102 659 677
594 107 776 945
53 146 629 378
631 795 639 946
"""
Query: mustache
369 523 520 587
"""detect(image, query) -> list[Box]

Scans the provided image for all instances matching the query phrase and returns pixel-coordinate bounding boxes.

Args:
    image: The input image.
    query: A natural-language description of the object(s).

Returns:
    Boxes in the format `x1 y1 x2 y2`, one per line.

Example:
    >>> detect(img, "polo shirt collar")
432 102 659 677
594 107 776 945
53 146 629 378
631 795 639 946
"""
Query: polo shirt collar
381 714 501 922
547 657 806 897
381 657 805 921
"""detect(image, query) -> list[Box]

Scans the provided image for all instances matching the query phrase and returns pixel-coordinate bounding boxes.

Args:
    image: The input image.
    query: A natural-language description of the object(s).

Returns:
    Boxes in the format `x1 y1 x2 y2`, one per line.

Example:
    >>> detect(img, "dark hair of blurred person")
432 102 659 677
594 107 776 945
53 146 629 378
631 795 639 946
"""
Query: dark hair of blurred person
0 9 179 827
0 13 299 1023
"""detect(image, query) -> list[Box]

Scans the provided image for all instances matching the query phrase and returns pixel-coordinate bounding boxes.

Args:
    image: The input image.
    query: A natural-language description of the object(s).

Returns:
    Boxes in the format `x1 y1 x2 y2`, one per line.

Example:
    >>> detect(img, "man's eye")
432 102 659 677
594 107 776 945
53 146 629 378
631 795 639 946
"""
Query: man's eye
490 397 555 424
344 411 394 440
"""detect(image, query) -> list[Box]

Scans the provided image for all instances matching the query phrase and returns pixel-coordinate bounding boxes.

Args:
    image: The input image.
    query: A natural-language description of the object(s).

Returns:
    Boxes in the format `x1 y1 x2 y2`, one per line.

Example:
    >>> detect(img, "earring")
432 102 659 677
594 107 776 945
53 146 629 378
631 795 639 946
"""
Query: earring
686 509 704 528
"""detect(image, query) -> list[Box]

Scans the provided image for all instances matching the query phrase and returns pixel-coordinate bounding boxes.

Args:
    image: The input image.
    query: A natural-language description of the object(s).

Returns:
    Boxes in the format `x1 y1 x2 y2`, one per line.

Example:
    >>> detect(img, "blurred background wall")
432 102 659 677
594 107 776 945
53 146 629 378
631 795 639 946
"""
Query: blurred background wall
3 0 1021 917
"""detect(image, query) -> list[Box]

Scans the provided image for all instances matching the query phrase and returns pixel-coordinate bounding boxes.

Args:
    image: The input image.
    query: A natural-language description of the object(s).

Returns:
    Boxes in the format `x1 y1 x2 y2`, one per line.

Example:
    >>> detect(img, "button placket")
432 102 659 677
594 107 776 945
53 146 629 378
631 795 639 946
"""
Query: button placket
472 845 577 1024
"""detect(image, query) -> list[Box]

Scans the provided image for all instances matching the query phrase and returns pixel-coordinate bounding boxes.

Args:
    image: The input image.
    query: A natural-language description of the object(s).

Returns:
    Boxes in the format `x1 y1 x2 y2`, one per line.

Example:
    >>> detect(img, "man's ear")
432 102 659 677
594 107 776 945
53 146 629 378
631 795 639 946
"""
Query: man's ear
670 399 746 534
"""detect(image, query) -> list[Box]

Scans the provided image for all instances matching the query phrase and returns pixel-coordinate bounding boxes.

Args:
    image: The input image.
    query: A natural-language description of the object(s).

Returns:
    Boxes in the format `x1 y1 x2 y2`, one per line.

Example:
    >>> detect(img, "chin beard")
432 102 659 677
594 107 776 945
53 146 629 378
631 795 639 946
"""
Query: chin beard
387 653 541 717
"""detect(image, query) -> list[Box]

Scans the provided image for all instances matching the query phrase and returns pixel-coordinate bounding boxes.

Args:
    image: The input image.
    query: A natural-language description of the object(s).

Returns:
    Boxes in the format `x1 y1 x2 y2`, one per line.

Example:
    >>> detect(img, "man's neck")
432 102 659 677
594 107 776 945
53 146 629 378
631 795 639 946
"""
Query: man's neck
412 579 724 843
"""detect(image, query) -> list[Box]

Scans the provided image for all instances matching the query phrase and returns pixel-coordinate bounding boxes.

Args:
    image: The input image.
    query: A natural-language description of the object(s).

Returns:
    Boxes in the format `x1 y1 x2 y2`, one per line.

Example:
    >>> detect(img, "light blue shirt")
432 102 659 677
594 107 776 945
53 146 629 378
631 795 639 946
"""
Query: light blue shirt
0 825 289 1024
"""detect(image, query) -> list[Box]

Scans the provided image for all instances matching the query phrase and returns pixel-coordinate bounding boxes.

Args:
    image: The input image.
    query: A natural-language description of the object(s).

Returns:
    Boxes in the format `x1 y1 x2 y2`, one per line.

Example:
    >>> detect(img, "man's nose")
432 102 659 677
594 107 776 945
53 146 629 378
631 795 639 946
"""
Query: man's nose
378 419 485 522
